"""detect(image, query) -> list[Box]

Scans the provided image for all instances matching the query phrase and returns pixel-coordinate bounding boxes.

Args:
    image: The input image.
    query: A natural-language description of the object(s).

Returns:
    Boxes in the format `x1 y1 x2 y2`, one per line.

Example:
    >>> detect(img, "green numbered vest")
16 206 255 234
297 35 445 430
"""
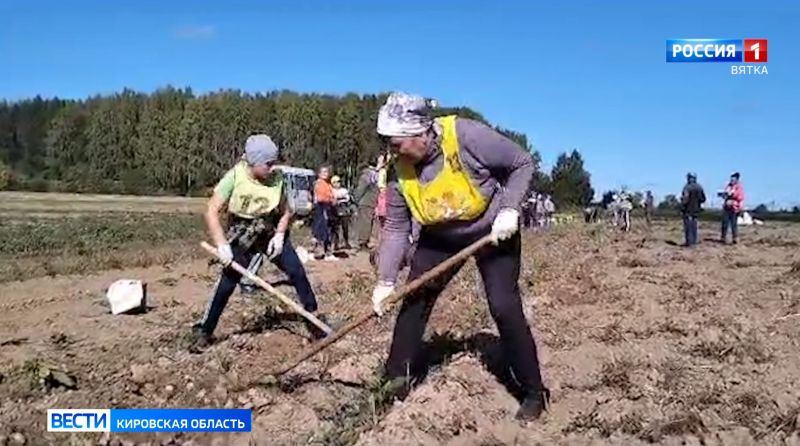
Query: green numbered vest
227 162 283 219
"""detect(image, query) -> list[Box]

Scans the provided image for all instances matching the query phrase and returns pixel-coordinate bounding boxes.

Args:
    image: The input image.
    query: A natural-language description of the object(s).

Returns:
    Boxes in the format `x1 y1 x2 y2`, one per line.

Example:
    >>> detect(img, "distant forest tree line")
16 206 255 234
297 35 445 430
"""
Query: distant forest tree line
0 87 594 206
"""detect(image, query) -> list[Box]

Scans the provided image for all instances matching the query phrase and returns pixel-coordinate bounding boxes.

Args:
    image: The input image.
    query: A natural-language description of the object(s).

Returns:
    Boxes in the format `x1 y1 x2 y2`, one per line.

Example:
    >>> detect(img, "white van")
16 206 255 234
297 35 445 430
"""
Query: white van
275 165 316 218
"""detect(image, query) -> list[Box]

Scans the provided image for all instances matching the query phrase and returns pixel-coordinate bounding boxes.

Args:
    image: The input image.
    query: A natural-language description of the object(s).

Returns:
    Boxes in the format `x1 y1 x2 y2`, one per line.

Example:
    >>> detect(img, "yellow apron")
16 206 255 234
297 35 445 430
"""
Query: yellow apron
227 162 284 219
396 115 488 225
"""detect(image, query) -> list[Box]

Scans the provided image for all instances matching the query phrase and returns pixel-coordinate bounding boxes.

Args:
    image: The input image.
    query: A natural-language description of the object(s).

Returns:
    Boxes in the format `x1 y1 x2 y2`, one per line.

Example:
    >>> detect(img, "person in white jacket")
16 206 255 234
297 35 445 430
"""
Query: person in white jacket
330 175 353 250
543 195 556 227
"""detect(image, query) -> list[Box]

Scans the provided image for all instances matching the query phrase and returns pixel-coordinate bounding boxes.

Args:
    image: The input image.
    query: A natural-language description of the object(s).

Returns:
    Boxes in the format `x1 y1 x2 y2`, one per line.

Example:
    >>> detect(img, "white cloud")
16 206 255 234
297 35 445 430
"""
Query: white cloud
173 25 216 40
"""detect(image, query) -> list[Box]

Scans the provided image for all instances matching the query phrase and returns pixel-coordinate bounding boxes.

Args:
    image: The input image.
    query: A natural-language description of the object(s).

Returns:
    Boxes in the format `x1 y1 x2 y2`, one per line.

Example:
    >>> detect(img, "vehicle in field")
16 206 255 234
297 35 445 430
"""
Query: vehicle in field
276 165 316 218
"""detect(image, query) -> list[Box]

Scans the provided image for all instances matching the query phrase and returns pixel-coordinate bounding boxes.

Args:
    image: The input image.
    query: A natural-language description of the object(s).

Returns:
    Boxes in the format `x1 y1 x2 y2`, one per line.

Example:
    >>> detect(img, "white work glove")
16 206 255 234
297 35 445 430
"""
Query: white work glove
266 232 285 260
491 208 520 244
217 243 234 266
371 282 395 316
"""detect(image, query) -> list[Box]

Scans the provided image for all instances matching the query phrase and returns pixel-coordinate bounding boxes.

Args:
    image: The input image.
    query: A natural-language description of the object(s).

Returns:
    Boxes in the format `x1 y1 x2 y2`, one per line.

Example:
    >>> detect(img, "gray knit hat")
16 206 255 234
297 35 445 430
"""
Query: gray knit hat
244 134 279 166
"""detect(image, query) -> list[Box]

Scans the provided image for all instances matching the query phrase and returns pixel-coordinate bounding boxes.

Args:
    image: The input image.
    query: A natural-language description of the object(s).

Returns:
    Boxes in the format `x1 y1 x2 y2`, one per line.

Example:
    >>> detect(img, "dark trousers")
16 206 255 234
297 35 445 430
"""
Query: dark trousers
384 233 546 394
198 238 317 336
522 208 532 228
721 208 739 242
312 204 333 254
331 215 351 249
683 215 699 246
354 205 375 247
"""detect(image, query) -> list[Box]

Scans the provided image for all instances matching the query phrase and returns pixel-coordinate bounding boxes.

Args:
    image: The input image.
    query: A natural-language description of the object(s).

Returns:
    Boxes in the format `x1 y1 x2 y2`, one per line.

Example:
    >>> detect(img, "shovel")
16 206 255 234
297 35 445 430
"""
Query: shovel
200 241 333 336
264 234 495 378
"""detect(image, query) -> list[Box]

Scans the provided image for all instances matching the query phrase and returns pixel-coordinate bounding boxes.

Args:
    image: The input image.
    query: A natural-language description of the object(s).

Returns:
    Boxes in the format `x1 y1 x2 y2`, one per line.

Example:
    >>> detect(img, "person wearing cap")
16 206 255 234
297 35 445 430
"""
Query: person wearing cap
330 175 353 250
720 172 745 245
681 172 706 247
371 92 550 421
189 134 326 351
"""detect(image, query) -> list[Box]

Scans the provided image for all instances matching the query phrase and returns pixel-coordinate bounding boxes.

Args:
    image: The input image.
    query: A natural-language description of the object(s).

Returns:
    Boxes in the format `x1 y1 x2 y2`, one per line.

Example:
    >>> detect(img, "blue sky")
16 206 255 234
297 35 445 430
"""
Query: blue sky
1 0 798 207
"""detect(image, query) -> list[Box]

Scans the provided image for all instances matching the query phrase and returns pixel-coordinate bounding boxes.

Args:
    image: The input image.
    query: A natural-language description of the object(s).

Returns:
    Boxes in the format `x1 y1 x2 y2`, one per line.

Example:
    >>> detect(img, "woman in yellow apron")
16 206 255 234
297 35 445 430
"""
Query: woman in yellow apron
371 93 549 421
190 135 326 351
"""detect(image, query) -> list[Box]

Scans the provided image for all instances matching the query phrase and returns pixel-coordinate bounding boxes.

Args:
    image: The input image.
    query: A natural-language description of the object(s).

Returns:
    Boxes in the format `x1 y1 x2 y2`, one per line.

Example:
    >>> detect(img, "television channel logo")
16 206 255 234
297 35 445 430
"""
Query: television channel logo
666 39 742 62
743 39 768 62
666 38 768 76
48 409 110 432
47 408 252 433
666 39 768 63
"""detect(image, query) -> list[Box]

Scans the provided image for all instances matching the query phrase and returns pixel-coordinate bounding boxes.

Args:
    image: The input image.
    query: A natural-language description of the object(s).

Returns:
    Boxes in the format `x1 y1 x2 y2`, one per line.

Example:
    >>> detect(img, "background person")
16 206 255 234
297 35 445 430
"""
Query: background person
312 166 337 261
618 190 632 232
644 190 655 227
720 172 745 245
521 192 534 228
534 193 546 228
352 157 381 250
680 172 706 247
331 175 353 250
544 194 556 228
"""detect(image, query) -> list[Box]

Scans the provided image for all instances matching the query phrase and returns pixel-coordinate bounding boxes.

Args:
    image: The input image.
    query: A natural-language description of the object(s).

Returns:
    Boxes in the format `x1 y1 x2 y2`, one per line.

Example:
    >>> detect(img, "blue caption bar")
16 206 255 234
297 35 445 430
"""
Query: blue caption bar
111 409 251 432
666 39 742 62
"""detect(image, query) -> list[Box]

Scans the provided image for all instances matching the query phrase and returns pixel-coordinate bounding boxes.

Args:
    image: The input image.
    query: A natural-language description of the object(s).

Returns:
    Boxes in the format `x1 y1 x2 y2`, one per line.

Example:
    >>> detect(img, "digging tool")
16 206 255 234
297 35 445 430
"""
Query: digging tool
265 234 495 378
200 241 333 336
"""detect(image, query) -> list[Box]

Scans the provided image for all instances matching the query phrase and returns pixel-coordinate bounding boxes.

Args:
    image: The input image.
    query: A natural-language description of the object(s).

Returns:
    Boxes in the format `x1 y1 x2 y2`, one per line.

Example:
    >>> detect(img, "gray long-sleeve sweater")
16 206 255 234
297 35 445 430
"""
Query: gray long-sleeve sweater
353 166 379 209
378 118 534 283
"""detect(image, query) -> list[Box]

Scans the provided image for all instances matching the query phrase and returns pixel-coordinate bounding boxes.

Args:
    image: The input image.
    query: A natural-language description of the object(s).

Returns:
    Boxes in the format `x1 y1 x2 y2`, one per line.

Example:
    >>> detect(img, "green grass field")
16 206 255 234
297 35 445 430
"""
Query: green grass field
0 192 209 282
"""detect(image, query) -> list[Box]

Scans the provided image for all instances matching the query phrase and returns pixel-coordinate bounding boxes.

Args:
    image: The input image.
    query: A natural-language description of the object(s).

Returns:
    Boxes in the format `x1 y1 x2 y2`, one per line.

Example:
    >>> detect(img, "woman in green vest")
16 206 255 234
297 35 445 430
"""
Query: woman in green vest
189 134 325 351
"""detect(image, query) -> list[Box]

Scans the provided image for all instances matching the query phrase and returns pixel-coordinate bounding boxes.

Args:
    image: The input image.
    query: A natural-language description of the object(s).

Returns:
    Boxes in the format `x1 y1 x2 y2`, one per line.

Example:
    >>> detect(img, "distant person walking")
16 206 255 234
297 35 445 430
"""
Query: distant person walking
681 173 706 247
644 190 655 227
720 172 745 245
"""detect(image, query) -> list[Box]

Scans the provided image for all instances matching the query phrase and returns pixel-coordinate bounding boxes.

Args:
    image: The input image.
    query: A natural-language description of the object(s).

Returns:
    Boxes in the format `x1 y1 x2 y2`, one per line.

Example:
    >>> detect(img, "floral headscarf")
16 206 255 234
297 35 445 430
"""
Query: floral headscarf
376 92 438 137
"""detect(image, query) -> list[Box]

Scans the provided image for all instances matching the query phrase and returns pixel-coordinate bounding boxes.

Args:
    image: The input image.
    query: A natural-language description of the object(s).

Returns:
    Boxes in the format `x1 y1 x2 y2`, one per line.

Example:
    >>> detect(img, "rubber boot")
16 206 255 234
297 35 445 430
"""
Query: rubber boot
305 314 332 340
188 324 214 353
380 375 412 402
515 388 550 421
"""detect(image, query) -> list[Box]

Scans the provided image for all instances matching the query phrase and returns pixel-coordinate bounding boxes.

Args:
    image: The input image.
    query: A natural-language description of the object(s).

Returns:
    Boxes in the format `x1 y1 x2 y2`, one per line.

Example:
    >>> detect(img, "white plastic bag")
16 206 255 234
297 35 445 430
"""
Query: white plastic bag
738 212 754 226
106 279 146 315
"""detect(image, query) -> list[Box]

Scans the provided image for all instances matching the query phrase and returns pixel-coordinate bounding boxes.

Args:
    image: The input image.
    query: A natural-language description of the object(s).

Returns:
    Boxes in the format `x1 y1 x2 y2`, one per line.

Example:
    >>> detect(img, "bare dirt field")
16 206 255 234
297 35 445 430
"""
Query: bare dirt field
1 217 799 445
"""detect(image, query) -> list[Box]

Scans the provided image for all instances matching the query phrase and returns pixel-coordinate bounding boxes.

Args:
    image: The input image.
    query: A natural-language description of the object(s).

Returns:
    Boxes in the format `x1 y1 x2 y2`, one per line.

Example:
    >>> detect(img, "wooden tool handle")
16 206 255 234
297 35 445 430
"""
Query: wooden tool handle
200 241 333 335
268 234 495 377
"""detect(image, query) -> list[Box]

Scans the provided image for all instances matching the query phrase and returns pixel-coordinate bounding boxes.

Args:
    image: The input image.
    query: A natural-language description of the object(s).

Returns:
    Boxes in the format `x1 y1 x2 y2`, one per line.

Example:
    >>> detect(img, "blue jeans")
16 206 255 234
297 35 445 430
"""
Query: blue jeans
198 237 317 336
683 215 698 246
721 209 738 242
312 203 333 254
